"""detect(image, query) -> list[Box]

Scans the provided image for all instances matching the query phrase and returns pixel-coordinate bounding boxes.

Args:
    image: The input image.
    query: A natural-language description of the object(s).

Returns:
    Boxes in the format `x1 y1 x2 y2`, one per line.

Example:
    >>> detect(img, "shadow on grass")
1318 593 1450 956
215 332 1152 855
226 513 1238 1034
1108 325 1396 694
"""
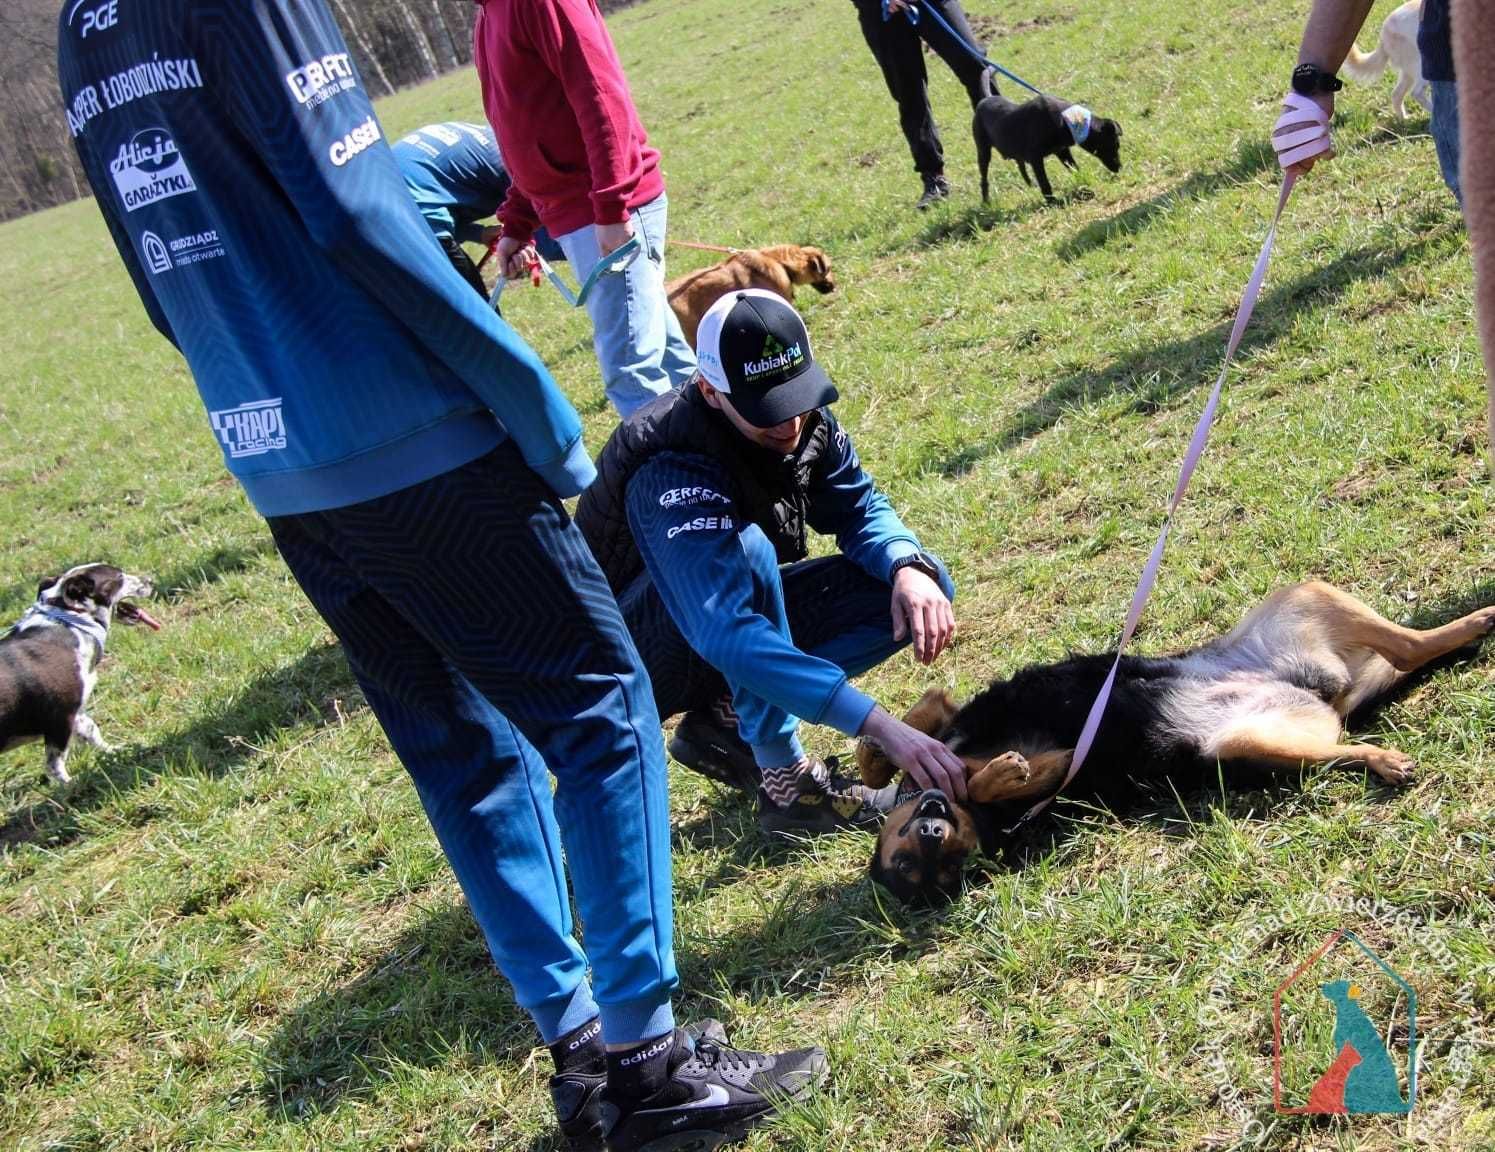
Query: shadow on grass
155 537 277 601
0 642 355 849
934 228 1442 476
1056 137 1277 261
259 902 539 1124
896 195 1052 253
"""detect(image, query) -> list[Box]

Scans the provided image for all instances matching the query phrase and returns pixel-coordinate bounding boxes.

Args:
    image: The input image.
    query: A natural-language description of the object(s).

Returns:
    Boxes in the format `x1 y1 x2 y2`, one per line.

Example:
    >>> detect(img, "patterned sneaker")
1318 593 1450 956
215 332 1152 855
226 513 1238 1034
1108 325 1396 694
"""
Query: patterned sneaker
550 1021 729 1152
667 699 761 792
602 1029 828 1152
757 755 898 838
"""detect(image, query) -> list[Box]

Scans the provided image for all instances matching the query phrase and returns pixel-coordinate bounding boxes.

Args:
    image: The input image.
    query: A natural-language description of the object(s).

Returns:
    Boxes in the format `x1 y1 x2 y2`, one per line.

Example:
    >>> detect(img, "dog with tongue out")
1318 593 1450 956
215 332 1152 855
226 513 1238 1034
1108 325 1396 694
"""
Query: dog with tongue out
0 562 160 784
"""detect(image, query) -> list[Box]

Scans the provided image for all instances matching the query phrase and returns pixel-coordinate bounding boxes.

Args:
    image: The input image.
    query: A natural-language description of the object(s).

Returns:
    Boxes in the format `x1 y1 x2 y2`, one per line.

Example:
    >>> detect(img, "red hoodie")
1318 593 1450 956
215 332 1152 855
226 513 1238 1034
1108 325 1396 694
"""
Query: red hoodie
473 0 665 243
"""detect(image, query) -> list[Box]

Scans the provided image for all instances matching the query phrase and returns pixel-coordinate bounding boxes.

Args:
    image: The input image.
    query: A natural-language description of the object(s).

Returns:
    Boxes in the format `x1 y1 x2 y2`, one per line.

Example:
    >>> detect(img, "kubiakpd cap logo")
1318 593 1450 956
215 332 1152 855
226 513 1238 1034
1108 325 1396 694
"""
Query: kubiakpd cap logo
695 289 838 428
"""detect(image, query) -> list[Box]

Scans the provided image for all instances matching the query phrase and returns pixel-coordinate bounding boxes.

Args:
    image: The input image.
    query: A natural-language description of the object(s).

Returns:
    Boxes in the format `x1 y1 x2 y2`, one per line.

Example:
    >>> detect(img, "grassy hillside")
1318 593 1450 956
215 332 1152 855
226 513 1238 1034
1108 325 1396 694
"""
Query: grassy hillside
1 1 1490 1149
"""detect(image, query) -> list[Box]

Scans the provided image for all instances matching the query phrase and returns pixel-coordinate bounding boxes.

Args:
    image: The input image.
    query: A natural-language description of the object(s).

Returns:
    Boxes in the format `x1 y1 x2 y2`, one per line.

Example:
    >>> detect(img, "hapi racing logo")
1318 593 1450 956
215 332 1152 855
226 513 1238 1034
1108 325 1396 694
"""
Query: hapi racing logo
210 399 287 460
67 0 119 38
329 116 382 167
110 128 196 212
741 332 804 380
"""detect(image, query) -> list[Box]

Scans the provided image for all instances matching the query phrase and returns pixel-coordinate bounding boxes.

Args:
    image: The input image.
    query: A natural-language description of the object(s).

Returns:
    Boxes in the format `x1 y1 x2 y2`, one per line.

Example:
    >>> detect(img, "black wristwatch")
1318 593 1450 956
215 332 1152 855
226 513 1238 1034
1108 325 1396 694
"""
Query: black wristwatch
1291 63 1343 97
889 551 941 583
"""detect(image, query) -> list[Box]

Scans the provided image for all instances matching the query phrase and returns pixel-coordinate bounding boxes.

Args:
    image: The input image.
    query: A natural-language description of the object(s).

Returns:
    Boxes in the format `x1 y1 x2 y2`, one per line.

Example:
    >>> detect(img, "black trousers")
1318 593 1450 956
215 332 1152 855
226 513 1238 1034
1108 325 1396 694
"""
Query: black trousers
439 233 489 299
853 0 990 178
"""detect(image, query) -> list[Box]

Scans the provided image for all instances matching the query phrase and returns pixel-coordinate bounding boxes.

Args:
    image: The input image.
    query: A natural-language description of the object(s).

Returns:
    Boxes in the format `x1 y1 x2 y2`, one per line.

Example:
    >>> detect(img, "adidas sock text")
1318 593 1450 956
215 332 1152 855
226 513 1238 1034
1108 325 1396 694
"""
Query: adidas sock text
549 1017 605 1075
606 1029 677 1101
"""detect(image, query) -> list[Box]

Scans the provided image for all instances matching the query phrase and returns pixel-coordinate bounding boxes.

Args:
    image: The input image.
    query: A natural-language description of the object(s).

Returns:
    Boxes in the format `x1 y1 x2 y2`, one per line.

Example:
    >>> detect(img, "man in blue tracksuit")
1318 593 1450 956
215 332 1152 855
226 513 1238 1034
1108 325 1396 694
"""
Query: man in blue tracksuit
392 120 565 297
57 3 823 1149
576 290 968 836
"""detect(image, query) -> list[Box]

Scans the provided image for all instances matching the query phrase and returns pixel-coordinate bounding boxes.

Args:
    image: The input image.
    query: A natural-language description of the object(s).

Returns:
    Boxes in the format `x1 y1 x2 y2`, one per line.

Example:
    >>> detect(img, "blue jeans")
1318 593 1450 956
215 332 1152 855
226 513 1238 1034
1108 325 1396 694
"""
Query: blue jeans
1430 81 1462 208
267 442 676 1046
619 541 956 767
556 194 697 419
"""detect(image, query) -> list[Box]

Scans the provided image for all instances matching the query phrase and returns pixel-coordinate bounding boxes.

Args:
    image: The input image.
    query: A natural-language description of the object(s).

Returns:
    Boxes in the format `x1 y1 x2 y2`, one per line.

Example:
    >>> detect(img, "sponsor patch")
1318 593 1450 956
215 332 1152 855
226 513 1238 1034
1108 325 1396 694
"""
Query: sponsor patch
142 228 227 274
110 128 196 212
741 333 805 380
658 486 729 509
666 515 734 540
329 116 382 167
210 399 287 460
68 0 119 39
286 53 358 109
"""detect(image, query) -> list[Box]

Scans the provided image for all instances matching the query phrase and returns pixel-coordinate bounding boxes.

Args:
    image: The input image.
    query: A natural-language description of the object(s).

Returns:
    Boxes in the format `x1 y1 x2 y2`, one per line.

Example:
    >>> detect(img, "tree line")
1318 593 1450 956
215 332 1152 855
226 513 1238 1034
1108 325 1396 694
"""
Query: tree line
0 0 636 225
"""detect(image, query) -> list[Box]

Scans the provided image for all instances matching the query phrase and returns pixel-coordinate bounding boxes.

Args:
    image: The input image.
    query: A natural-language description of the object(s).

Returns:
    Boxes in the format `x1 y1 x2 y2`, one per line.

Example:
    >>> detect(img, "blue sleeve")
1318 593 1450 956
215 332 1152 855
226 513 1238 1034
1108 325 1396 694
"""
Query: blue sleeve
627 454 875 736
195 0 593 497
805 415 921 582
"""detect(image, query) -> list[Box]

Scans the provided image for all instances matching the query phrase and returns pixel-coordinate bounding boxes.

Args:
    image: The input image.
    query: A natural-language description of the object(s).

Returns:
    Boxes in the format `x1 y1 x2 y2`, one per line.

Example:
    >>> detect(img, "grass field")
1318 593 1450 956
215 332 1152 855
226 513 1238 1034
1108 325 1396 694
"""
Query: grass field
2 0 1492 1149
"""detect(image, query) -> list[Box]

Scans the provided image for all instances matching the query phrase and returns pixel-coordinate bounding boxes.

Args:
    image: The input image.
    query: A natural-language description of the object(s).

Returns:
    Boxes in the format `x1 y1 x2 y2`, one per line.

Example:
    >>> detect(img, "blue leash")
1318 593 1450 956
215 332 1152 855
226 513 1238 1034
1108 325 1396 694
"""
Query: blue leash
883 0 1046 97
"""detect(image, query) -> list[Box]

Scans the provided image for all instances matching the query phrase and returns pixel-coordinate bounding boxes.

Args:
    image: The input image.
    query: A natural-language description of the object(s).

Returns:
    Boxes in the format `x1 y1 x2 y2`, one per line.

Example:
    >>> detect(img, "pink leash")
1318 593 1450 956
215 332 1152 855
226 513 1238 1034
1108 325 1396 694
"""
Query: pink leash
1008 93 1331 829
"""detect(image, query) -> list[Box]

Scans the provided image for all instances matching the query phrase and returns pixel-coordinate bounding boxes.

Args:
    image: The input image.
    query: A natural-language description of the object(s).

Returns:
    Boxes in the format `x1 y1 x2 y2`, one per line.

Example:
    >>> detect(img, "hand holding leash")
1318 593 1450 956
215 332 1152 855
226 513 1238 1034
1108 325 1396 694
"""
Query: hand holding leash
595 218 635 258
1274 90 1334 176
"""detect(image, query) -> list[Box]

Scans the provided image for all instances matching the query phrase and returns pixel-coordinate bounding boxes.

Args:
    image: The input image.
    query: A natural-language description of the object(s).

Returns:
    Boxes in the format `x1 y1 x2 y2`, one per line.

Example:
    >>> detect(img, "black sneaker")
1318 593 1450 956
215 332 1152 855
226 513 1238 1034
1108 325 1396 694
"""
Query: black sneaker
757 756 898 838
551 1021 730 1152
668 701 760 793
602 1029 828 1152
915 174 951 210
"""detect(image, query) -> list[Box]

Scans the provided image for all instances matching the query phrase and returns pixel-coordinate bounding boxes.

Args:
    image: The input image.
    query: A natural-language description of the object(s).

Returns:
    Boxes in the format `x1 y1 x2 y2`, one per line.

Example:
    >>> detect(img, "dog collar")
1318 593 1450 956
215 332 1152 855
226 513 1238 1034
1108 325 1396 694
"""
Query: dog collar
1062 104 1093 145
13 604 108 657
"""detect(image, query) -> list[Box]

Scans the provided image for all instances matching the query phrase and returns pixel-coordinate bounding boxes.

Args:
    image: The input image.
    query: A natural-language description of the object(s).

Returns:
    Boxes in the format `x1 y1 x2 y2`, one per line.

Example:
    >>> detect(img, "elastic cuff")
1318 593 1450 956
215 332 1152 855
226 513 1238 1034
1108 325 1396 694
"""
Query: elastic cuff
529 982 601 1046
593 200 631 227
879 540 920 582
821 681 877 738
528 436 597 499
599 995 675 1048
751 731 805 770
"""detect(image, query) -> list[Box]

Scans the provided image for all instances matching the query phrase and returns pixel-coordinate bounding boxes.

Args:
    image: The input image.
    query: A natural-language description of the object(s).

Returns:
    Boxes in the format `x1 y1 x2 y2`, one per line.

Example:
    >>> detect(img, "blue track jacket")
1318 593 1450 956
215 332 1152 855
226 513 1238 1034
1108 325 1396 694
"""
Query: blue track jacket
625 415 923 764
393 121 511 244
57 0 593 515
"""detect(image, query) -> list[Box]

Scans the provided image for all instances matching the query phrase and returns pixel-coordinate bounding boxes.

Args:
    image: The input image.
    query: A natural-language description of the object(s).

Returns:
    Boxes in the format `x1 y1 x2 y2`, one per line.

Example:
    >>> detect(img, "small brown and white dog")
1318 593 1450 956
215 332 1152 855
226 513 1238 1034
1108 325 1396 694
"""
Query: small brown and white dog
666 244 835 348
860 581 1495 905
0 563 159 784
1342 0 1430 120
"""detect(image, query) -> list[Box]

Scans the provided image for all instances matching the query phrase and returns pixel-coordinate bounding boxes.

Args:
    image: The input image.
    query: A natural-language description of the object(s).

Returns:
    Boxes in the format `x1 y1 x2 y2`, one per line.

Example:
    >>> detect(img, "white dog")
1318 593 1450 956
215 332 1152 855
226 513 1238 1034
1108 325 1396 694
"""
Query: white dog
1342 0 1431 120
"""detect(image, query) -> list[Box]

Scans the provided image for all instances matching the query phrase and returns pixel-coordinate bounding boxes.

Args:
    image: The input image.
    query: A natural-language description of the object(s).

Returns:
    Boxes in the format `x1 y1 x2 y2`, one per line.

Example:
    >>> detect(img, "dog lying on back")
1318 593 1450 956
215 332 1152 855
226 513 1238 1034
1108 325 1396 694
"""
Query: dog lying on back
666 244 835 348
0 563 159 784
859 581 1495 905
973 71 1123 202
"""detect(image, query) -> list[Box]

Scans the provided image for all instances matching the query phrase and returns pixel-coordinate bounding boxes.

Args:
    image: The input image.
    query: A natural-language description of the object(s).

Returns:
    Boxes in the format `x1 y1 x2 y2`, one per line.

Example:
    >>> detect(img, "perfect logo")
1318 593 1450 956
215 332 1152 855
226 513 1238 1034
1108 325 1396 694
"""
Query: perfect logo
110 128 196 212
285 53 358 108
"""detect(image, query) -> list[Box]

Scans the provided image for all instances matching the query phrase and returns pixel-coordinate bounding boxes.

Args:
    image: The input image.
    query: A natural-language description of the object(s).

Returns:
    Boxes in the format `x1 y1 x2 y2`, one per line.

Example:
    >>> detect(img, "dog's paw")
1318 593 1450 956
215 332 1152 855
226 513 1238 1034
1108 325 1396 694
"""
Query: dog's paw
1470 606 1495 636
855 737 896 788
1367 749 1416 786
969 751 1031 803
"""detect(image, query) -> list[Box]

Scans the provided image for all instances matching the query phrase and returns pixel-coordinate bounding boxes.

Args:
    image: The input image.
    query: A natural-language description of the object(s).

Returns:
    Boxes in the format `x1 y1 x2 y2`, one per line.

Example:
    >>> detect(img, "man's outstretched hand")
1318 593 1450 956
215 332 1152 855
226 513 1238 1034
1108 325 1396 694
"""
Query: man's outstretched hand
860 705 967 801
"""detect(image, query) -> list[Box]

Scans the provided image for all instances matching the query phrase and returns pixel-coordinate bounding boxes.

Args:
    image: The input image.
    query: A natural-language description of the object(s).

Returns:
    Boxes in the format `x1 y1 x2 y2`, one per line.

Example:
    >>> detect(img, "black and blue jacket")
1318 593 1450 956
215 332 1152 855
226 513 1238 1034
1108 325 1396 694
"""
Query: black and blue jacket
58 0 593 515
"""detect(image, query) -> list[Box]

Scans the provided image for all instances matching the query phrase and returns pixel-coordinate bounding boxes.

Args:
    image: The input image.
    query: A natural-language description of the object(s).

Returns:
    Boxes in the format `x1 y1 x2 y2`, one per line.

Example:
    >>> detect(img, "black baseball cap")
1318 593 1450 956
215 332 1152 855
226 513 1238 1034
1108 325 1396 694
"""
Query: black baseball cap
695 289 838 427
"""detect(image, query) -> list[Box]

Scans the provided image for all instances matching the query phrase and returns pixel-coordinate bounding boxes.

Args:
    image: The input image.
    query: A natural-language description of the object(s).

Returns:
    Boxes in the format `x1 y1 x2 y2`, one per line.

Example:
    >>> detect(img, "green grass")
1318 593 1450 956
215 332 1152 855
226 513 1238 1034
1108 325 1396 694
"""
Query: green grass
2 0 1492 1149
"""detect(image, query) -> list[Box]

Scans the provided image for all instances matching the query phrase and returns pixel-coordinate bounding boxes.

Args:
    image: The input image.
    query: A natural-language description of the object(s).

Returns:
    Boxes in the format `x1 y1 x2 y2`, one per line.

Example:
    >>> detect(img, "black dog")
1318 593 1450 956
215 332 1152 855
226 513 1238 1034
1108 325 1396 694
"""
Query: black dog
972 72 1123 202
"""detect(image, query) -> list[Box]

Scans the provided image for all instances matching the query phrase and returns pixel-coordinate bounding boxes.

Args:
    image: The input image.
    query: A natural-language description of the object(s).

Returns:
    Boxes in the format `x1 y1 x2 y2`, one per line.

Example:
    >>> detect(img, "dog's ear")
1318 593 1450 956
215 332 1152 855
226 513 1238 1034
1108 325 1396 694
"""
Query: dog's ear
62 574 95 610
903 688 959 736
36 575 59 600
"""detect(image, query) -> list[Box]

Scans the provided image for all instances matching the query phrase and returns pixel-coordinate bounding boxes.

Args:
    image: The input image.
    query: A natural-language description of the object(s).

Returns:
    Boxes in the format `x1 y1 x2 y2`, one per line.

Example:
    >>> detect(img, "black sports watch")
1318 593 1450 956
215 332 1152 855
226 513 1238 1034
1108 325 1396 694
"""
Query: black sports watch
889 551 941 583
1291 63 1343 97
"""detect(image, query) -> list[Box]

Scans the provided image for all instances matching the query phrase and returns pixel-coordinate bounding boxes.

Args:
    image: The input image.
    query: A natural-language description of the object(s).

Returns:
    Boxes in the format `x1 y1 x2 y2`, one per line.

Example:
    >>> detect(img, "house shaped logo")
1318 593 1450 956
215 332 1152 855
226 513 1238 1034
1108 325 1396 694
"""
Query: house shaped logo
1273 928 1416 1116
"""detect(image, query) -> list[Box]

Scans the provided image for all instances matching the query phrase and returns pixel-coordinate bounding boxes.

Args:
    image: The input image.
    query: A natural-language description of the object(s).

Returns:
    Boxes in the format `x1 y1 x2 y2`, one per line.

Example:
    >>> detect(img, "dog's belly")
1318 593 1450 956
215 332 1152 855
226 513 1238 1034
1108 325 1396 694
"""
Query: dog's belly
1157 672 1333 753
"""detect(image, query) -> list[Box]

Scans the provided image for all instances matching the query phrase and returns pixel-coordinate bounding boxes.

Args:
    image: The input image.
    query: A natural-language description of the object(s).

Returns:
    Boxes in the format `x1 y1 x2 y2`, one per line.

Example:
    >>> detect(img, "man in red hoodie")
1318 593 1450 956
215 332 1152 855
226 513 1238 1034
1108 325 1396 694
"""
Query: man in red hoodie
475 0 696 419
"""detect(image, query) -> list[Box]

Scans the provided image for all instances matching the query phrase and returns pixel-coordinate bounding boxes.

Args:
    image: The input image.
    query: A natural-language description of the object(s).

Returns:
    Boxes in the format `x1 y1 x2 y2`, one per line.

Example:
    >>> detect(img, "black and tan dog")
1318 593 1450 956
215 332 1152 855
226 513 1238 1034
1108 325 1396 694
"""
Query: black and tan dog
860 581 1495 905
973 72 1123 203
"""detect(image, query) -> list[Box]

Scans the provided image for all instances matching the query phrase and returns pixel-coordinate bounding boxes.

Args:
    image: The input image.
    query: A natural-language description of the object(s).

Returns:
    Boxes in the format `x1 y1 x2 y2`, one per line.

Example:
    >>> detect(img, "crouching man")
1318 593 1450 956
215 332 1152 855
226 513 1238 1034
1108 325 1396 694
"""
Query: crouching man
576 290 968 835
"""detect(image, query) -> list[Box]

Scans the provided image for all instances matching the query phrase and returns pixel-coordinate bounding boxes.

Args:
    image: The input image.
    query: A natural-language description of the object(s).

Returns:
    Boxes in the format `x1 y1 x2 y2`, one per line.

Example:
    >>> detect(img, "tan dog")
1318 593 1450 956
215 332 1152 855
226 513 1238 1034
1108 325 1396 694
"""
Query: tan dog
666 245 835 348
